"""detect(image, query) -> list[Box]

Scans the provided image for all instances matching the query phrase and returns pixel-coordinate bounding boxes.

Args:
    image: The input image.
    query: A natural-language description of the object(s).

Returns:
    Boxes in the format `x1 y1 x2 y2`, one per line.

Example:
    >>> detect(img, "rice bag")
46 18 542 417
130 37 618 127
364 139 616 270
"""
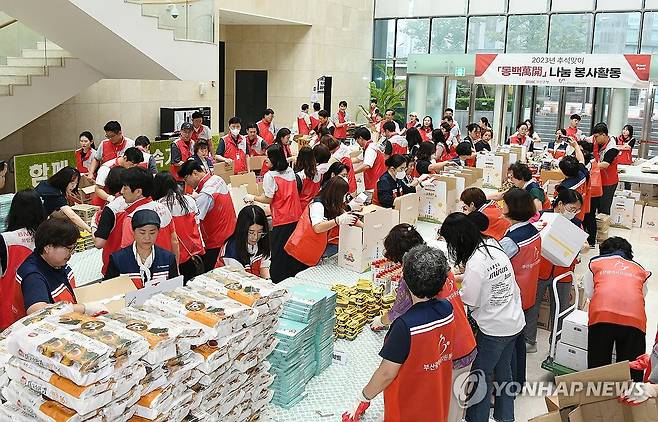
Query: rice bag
5 321 114 386
5 357 112 415
133 387 173 420
2 380 92 422
0 303 75 341
191 341 229 375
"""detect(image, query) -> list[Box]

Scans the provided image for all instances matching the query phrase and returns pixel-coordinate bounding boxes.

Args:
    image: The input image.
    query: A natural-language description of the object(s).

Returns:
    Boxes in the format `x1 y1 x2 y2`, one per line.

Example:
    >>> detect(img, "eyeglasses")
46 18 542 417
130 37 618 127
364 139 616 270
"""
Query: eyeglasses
565 206 581 213
60 244 77 253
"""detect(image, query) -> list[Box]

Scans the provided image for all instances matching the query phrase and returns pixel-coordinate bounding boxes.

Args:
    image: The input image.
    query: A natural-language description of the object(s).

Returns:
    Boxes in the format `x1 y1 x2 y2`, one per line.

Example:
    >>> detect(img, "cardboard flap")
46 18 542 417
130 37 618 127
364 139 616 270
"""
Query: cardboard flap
434 175 458 191
363 207 395 244
213 162 234 183
230 172 259 195
73 276 136 313
530 412 564 422
247 156 266 173
78 175 95 189
81 185 96 195
568 398 625 422
393 193 420 225
555 362 631 408
230 185 249 215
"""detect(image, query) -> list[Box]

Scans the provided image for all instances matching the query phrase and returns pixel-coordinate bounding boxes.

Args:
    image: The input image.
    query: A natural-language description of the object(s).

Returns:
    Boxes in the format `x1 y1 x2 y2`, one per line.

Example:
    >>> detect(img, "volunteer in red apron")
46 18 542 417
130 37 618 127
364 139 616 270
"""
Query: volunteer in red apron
294 146 322 211
434 127 454 162
152 172 204 282
179 160 237 272
260 128 294 176
585 237 651 382
93 188 130 276
440 121 459 156
311 109 334 134
381 121 407 157
191 110 213 154
244 144 303 283
353 127 386 191
18 218 105 316
118 170 179 264
215 116 248 175
617 124 636 189
297 104 311 136
557 142 589 221
508 122 533 149
414 142 456 176
321 136 357 194
418 116 433 141
285 176 362 267
460 187 510 240
452 142 477 167
499 187 541 386
463 123 481 147
245 123 268 156
443 115 461 146
310 102 321 131
333 100 352 141
75 131 96 175
548 129 570 159
403 112 420 136
105 209 178 289
192 140 214 173
526 189 583 354
509 161 551 213
592 122 620 218
257 108 277 146
374 154 418 208
89 121 135 176
93 147 144 207
218 205 271 279
565 113 584 142
475 128 493 152
34 167 92 233
0 190 45 329
170 122 195 186
135 136 157 175
343 245 455 422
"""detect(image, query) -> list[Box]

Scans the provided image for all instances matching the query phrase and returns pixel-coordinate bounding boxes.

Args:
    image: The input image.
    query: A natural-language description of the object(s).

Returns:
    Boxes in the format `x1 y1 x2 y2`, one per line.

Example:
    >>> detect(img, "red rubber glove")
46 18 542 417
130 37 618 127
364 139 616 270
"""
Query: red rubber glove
342 391 371 422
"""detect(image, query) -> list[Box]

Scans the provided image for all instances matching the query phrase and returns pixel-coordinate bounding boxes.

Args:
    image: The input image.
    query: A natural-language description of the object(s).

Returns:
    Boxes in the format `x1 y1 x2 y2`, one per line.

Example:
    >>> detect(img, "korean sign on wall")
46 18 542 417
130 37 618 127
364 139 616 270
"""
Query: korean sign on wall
475 54 651 89
149 140 172 172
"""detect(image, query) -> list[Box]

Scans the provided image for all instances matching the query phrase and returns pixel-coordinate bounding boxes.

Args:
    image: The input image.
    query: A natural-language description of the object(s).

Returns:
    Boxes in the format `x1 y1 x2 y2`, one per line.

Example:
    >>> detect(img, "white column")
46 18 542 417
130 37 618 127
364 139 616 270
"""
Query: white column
492 85 506 147
607 88 630 136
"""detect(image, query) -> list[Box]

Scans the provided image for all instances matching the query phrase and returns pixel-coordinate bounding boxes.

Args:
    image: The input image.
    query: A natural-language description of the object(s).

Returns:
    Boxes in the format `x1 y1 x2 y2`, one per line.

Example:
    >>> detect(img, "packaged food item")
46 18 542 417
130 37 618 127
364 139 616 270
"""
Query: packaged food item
134 387 173 420
0 402 42 422
0 303 75 340
191 340 230 374
110 362 147 399
137 306 212 350
192 269 288 309
2 380 92 422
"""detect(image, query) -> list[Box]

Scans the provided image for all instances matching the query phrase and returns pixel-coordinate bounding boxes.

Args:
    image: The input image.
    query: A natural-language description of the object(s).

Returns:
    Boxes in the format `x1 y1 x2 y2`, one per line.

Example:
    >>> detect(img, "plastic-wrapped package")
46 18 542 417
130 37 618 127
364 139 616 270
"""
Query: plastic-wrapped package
191 269 288 310
136 306 212 350
110 362 147 399
133 387 173 420
0 402 42 422
0 303 75 341
191 341 229 375
2 380 94 422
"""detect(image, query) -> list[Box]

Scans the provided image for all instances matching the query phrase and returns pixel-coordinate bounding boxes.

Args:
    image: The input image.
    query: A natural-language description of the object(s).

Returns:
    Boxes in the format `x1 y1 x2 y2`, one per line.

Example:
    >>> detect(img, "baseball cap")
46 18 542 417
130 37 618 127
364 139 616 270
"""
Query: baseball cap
131 209 161 230
180 122 194 131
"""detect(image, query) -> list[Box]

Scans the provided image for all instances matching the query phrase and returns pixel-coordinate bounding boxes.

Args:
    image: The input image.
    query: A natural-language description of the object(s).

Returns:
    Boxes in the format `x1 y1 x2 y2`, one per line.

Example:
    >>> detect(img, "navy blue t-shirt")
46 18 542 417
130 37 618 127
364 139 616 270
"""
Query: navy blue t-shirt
17 253 76 311
35 181 67 215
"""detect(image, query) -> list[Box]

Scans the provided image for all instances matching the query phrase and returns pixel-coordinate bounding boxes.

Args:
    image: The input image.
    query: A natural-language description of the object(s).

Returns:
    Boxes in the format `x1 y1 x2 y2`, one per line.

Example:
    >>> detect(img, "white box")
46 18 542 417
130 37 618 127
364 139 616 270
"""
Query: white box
338 206 396 273
539 213 588 267
476 153 505 189
418 180 448 223
642 202 658 230
555 340 588 372
393 192 420 226
561 309 588 350
610 196 634 229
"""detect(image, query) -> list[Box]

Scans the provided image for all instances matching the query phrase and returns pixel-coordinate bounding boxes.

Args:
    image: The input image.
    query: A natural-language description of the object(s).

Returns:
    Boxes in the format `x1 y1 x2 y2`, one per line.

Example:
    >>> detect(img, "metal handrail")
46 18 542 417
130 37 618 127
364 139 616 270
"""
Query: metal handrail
0 18 17 30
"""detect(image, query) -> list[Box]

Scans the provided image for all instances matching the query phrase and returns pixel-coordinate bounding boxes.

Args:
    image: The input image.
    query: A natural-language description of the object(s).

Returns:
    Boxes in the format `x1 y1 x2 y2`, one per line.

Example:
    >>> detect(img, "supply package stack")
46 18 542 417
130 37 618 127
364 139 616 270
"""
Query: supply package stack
371 258 402 295
331 281 396 341
0 193 14 230
75 231 95 253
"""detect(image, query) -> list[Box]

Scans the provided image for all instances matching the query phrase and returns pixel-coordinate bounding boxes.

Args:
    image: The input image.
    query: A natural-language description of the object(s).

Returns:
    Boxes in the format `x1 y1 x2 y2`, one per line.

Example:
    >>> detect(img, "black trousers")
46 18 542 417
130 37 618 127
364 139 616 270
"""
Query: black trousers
179 258 202 284
588 322 646 382
202 247 221 273
270 222 308 283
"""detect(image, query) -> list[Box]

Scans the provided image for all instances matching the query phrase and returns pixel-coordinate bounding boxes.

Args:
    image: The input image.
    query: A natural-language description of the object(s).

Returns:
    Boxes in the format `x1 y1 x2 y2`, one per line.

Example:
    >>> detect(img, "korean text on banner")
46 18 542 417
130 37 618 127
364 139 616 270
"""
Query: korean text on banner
14 150 77 191
475 54 651 89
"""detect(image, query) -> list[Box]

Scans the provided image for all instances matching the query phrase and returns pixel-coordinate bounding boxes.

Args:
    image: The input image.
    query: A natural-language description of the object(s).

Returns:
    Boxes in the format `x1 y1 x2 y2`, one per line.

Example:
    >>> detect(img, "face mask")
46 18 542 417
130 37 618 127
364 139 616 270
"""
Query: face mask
230 128 240 137
395 171 406 180
562 210 577 220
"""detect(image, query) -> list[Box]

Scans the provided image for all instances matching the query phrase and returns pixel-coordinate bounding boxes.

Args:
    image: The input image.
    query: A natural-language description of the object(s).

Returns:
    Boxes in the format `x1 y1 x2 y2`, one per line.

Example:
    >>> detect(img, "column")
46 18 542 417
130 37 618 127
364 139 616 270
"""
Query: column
607 88 630 136
492 85 506 148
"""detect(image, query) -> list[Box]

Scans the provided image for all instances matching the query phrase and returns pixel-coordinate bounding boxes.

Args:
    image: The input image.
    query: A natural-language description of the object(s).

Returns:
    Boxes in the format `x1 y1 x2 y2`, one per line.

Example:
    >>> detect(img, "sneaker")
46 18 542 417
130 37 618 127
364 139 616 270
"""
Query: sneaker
526 343 538 353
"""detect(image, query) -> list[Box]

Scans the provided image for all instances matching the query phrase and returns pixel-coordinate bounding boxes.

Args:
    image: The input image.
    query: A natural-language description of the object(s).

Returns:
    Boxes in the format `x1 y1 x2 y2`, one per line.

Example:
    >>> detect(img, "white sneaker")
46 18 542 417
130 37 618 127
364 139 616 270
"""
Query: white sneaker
526 343 538 353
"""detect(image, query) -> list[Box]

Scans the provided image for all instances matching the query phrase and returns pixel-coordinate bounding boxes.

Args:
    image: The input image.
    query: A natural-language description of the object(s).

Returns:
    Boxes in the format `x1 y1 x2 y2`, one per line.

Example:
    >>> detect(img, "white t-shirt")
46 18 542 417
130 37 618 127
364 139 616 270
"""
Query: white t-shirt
263 167 296 199
95 158 119 187
309 201 326 226
362 143 379 168
460 238 525 337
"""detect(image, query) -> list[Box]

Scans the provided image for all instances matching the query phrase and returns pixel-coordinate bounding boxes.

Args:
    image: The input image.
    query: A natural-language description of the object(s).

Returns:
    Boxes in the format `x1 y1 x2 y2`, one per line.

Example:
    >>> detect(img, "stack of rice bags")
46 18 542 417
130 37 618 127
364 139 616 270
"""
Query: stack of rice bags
189 267 288 420
0 303 150 422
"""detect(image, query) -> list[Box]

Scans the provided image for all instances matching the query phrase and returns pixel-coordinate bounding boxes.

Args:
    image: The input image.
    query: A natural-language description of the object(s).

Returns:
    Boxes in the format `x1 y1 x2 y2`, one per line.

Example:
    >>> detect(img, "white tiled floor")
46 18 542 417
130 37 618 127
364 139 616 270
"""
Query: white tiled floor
67 224 658 421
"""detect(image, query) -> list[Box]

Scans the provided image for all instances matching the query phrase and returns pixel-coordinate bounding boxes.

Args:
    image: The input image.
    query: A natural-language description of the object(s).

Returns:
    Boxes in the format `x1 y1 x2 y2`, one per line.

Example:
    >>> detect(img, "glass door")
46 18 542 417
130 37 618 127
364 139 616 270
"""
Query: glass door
406 75 446 124
561 87 595 134
533 86 562 145
444 78 472 133
472 84 496 132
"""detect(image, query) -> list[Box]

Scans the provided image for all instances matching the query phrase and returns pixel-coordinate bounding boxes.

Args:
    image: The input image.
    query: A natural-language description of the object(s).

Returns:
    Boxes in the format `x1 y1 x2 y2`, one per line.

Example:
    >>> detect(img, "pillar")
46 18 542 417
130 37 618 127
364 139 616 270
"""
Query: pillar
492 85 506 147
607 88 629 136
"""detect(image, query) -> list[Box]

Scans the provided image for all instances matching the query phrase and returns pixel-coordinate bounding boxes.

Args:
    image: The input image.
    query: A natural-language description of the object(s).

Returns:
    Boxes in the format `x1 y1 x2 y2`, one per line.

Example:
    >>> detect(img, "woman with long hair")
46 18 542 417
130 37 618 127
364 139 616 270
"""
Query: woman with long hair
219 205 271 279
75 131 96 175
419 115 433 141
617 124 636 167
0 190 46 329
321 135 357 194
152 171 204 282
433 127 452 162
34 166 91 232
260 127 293 176
414 142 456 175
294 146 321 211
440 212 524 422
405 127 423 157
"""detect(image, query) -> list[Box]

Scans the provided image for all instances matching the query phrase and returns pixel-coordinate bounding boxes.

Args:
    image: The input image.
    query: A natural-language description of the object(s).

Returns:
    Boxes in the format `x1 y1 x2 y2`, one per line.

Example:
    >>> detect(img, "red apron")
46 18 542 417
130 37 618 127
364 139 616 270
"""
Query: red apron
334 111 348 139
221 134 248 174
616 136 633 165
594 139 619 186
0 229 35 330
284 205 328 266
507 228 542 311
170 138 194 182
257 120 275 145
196 173 237 250
363 141 387 191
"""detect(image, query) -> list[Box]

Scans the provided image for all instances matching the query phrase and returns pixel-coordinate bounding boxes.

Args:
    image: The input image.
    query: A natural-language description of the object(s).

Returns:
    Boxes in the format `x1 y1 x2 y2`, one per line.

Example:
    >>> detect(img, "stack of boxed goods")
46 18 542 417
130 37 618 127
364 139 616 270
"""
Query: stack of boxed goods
371 258 402 295
75 231 95 253
610 190 641 229
0 193 14 230
554 310 590 371
71 204 100 228
331 281 396 341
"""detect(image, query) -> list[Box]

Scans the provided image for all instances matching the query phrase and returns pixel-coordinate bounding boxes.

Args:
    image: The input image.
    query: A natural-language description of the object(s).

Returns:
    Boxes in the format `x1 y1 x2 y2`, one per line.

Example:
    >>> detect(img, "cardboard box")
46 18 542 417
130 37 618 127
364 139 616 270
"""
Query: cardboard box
541 169 566 184
418 180 448 223
529 412 563 422
248 156 267 173
555 362 630 408
510 144 528 163
561 309 588 350
568 398 658 422
393 193 420 225
641 201 658 230
539 213 588 267
434 175 459 214
555 340 589 372
538 303 552 331
213 161 234 183
633 201 645 228
476 153 506 189
338 206 396 273
73 276 137 313
230 185 249 215
230 172 260 196
610 196 635 229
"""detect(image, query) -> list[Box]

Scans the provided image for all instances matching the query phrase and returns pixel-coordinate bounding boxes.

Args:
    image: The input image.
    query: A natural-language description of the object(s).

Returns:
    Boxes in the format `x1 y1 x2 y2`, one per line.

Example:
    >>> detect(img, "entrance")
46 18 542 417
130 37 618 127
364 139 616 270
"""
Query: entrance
235 70 268 128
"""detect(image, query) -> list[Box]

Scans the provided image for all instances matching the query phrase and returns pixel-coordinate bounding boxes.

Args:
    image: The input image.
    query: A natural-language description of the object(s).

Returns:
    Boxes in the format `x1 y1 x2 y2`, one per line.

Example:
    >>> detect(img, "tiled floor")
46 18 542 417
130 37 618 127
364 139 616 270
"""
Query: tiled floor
68 223 658 422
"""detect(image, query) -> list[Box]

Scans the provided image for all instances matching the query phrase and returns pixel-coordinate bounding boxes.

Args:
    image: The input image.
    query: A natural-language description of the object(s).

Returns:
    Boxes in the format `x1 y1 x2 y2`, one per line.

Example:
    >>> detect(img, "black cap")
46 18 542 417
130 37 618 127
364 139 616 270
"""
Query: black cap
180 122 193 131
131 209 161 230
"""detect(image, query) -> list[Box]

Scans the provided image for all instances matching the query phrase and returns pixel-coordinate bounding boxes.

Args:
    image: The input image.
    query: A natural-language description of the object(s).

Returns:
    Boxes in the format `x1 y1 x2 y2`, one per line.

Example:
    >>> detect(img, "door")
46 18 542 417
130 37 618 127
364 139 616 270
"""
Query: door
235 70 267 127
444 78 472 134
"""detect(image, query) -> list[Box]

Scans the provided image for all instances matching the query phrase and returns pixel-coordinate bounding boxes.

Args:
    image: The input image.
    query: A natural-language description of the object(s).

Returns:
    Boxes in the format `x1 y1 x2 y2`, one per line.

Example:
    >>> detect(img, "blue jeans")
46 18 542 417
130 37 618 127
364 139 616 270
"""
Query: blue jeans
322 243 338 258
466 331 520 422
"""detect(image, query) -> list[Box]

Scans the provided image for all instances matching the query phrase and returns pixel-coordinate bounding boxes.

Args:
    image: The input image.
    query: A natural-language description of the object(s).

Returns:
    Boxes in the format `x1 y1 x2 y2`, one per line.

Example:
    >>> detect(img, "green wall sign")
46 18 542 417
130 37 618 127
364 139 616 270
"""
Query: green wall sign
14 150 77 191
149 140 173 172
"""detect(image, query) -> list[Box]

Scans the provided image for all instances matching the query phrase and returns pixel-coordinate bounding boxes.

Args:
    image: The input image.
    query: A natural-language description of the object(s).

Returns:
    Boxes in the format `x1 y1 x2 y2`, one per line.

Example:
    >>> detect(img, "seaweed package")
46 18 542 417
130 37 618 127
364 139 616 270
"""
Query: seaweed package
2 380 91 422
189 287 259 329
53 313 150 370
196 270 288 308
137 305 213 350
5 320 114 386
1 303 75 341
5 357 113 415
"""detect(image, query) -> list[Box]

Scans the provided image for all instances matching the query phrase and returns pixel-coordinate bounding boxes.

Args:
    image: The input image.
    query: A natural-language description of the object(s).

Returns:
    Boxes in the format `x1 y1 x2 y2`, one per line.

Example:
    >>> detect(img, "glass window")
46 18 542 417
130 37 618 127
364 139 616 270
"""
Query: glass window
430 17 466 54
395 59 408 86
508 0 548 14
551 0 594 12
548 14 593 53
407 75 446 122
374 0 407 18
395 19 430 58
596 0 642 10
467 16 506 53
641 12 658 53
467 0 506 15
373 19 395 59
593 13 641 54
506 15 548 53
371 60 395 89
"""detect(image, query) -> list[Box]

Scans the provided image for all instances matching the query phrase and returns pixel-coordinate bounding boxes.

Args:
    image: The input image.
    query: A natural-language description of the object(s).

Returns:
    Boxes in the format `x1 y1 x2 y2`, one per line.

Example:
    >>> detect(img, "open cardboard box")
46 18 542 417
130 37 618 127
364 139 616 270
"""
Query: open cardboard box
213 161 235 183
541 169 565 184
248 156 267 173
476 153 507 189
338 205 396 273
230 172 263 196
73 276 137 313
393 192 419 225
418 179 448 224
531 362 658 422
